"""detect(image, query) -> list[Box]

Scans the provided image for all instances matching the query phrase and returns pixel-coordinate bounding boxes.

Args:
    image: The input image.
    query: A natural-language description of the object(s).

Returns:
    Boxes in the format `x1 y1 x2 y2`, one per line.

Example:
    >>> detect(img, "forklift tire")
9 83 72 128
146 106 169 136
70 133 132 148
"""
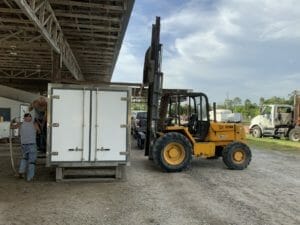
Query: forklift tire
148 147 153 161
222 142 252 170
153 132 192 172
289 128 300 142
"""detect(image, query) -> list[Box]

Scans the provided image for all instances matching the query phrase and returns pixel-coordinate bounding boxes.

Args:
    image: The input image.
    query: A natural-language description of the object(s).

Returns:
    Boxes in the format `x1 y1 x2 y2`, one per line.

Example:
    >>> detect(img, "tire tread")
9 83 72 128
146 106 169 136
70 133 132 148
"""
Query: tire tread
222 141 252 170
153 132 192 172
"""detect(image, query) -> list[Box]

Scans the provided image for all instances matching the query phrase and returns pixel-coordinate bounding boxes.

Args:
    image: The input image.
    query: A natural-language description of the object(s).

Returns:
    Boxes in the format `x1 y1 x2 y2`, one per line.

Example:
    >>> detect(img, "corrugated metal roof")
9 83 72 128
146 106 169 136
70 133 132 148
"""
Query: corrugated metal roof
0 0 134 91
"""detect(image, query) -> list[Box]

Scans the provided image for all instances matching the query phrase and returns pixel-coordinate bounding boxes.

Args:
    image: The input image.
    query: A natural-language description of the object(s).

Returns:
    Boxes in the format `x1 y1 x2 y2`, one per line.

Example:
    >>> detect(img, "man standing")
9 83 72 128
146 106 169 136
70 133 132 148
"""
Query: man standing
18 113 40 181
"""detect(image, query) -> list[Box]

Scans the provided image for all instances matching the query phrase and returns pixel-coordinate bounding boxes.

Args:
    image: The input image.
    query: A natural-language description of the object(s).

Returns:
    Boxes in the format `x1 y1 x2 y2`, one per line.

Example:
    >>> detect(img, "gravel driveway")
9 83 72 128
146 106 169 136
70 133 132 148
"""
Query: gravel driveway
0 140 299 225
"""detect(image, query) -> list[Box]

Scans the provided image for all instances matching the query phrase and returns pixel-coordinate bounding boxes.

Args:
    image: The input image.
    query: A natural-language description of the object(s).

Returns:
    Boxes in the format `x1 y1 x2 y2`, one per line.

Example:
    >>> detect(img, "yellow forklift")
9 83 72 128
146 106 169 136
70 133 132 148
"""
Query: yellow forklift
143 17 252 172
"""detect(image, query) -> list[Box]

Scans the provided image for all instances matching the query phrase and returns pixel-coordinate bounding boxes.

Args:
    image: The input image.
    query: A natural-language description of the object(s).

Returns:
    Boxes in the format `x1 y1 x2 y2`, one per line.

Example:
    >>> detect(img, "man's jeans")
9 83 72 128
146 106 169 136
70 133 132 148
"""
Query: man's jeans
19 144 37 181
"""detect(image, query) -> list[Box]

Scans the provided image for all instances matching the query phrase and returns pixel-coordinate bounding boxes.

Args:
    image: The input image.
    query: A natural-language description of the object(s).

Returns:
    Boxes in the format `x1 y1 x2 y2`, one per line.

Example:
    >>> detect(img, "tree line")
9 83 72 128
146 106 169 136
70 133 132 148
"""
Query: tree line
219 95 294 120
131 93 296 122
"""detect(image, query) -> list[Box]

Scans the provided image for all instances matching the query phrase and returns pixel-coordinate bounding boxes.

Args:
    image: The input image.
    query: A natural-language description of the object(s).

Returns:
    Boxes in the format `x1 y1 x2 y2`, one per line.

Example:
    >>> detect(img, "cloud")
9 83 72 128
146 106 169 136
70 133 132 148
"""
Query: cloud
175 31 227 62
113 0 300 103
260 20 300 41
112 43 143 83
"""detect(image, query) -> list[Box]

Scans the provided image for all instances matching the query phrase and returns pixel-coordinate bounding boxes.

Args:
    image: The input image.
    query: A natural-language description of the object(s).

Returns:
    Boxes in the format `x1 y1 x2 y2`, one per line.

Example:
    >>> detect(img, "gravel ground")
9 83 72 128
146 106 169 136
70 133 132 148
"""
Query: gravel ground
0 139 299 225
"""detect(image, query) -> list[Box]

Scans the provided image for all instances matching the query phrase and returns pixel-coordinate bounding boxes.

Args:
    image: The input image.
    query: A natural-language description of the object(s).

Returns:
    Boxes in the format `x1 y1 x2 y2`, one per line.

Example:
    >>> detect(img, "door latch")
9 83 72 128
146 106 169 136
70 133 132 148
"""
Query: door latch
97 147 110 151
68 147 83 151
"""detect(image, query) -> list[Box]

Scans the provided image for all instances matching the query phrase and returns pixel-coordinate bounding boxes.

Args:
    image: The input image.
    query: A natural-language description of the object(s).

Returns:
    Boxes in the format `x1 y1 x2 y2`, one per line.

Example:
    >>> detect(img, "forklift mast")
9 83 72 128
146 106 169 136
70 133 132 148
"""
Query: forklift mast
141 18 252 171
143 17 163 156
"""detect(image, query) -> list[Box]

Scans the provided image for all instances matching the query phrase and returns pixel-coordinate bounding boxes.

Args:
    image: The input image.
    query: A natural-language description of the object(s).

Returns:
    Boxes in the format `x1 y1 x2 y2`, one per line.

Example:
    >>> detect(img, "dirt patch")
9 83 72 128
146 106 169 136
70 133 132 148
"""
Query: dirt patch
0 140 299 225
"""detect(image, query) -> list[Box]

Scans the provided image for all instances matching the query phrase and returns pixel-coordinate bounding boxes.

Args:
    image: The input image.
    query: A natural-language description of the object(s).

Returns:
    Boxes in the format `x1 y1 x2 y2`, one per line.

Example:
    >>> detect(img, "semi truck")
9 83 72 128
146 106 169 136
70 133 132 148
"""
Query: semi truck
249 92 300 141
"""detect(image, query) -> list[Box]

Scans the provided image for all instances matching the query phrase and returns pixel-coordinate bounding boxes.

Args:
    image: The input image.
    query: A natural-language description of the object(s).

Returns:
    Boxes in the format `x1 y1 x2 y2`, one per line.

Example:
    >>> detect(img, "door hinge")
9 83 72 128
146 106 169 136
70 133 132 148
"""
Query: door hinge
120 124 129 128
121 97 130 101
120 151 129 156
51 95 60 99
50 152 58 156
51 123 59 127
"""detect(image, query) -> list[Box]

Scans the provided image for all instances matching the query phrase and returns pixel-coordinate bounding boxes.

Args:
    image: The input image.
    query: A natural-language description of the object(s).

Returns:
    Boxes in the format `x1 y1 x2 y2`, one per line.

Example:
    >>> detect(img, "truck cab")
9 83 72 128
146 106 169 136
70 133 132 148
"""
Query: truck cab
250 104 293 138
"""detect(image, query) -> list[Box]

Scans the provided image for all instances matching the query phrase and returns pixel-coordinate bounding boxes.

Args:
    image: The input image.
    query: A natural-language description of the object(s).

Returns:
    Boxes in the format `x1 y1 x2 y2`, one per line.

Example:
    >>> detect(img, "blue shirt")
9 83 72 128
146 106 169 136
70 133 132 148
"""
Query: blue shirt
20 121 36 144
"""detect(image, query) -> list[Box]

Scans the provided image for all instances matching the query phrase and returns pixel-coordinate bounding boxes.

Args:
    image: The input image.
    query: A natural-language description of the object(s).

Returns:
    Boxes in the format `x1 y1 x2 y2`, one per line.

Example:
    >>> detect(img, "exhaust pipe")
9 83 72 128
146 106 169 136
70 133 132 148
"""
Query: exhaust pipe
213 102 217 122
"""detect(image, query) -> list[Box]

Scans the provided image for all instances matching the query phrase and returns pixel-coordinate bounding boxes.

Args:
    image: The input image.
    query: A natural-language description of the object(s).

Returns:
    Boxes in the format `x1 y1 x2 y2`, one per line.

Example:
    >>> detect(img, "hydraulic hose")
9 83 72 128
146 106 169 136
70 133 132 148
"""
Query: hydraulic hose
9 128 18 176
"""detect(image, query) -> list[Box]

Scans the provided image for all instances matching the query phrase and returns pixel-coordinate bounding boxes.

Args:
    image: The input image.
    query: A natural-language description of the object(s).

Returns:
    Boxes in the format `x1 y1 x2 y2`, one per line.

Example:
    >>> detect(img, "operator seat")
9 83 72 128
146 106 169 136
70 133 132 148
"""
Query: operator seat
188 113 210 142
188 114 198 134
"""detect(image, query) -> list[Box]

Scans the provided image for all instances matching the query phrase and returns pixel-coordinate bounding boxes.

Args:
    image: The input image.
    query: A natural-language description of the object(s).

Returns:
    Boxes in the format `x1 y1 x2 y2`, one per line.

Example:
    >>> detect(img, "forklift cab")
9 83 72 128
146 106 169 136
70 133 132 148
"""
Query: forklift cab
165 92 210 142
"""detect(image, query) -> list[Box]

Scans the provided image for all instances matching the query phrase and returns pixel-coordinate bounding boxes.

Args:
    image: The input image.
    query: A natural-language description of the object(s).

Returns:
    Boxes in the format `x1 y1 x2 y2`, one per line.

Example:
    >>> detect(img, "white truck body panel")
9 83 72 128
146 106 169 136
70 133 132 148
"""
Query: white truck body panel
0 122 10 139
209 109 242 123
90 91 127 162
50 89 91 162
47 84 131 167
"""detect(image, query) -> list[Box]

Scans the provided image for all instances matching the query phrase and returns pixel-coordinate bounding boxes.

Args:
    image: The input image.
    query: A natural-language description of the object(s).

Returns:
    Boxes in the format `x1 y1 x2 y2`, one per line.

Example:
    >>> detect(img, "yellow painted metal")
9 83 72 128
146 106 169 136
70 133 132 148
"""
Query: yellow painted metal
234 124 246 141
163 122 247 159
163 142 186 165
165 124 246 145
207 122 246 143
165 126 196 144
233 150 245 164
193 142 216 157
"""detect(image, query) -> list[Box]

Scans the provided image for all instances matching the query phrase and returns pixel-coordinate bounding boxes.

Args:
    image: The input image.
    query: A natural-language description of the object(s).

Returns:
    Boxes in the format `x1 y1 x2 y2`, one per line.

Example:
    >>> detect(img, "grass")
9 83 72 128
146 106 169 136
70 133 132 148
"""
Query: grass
246 135 300 151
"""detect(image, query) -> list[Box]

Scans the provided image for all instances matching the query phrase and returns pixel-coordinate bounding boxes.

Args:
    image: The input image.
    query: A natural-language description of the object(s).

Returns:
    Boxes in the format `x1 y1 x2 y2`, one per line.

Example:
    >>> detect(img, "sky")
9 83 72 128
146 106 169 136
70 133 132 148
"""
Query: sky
112 0 300 104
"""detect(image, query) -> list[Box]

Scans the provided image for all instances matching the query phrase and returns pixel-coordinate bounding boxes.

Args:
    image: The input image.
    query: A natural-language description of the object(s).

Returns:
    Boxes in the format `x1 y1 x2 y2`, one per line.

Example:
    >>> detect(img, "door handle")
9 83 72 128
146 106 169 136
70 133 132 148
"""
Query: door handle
68 147 83 151
97 147 110 151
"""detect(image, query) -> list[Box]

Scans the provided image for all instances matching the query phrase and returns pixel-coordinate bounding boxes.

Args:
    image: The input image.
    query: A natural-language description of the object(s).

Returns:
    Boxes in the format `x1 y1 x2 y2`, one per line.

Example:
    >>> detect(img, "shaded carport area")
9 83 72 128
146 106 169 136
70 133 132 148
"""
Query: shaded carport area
0 0 134 92
0 0 136 180
0 2 300 225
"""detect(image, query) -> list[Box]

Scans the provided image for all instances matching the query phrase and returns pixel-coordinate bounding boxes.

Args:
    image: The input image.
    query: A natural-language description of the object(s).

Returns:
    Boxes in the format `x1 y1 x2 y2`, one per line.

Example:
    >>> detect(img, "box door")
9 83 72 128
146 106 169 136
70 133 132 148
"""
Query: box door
50 89 91 162
90 90 128 161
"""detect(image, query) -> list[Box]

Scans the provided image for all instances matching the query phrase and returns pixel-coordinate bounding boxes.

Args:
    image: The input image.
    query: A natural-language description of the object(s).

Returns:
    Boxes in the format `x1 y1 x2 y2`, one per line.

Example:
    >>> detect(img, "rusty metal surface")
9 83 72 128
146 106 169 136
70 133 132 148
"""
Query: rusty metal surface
295 94 300 126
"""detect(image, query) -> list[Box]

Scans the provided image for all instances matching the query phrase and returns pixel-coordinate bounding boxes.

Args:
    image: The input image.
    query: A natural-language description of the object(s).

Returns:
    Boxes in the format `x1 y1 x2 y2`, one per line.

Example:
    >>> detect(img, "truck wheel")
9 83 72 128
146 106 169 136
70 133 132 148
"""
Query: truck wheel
252 126 262 138
153 132 192 172
222 142 252 170
289 129 300 142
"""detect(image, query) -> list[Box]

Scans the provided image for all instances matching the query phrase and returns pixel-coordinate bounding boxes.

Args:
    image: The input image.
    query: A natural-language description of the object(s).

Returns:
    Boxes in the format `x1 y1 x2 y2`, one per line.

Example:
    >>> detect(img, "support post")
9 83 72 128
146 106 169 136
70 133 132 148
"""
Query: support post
52 51 61 82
